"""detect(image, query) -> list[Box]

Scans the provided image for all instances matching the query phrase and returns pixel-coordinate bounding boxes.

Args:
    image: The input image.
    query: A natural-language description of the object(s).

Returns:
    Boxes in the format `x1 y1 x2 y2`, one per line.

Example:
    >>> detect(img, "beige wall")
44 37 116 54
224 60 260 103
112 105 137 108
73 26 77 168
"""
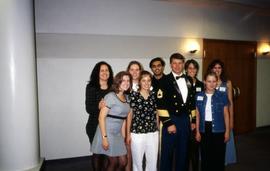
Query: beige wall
36 34 203 159
257 58 270 127
35 0 270 159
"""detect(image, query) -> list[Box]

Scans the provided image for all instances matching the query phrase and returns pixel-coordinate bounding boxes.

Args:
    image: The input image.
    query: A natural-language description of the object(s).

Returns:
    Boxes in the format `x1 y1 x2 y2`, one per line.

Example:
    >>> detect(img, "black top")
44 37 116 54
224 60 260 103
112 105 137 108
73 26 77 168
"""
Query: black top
152 74 166 91
190 78 204 123
129 90 158 133
193 78 204 93
85 84 110 143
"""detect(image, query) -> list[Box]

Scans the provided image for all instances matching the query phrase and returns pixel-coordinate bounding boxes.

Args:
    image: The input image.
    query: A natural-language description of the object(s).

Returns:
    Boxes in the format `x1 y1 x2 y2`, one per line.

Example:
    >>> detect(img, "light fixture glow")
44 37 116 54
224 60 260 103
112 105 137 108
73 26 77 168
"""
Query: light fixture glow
261 44 270 55
186 39 200 54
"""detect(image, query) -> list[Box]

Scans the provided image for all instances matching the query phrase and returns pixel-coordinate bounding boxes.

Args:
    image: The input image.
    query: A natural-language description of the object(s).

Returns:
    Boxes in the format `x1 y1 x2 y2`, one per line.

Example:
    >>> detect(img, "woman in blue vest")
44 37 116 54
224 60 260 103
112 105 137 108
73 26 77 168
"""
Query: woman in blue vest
195 72 230 171
207 59 237 165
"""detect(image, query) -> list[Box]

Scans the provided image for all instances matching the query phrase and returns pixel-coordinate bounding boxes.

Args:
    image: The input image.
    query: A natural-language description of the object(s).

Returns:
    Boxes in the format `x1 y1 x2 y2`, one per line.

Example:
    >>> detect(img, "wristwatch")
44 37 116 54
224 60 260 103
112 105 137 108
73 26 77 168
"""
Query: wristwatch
102 135 107 139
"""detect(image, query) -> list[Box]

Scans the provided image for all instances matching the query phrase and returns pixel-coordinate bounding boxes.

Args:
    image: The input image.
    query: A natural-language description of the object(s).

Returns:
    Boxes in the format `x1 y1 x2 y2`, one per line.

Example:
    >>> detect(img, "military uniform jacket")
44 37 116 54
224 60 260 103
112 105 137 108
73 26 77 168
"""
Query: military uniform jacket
152 74 166 92
156 72 195 128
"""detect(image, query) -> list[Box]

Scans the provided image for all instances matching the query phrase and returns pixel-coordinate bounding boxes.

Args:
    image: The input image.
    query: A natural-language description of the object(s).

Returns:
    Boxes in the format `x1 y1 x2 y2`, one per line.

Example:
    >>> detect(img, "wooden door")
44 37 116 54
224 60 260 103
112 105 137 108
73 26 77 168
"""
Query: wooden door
203 39 257 135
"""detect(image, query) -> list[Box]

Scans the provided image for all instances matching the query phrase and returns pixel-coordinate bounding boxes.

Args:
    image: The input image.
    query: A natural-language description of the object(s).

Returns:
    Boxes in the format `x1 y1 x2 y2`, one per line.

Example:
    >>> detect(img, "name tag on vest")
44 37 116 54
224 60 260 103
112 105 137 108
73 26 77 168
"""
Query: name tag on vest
197 96 204 101
219 87 226 92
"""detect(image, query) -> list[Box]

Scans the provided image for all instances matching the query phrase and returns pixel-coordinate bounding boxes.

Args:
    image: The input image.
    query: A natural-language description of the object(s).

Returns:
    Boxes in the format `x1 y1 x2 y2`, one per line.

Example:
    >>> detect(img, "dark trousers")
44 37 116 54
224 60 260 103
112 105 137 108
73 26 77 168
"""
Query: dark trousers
160 114 190 171
200 121 226 171
189 129 199 171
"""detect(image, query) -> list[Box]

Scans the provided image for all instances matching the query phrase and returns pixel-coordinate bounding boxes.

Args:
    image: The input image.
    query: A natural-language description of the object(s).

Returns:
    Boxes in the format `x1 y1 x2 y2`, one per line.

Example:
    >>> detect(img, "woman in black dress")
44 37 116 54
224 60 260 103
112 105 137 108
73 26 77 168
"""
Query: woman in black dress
185 59 204 171
85 61 113 171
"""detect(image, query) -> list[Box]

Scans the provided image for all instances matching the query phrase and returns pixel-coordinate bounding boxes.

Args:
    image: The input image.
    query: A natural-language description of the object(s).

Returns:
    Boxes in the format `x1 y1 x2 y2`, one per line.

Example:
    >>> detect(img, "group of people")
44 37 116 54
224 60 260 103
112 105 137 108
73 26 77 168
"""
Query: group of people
85 53 237 171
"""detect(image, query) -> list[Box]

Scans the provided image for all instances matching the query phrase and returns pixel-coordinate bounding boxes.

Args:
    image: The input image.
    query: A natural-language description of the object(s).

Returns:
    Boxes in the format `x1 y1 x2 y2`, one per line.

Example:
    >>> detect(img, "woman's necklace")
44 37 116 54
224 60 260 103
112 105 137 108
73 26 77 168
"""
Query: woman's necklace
100 80 108 90
116 93 126 102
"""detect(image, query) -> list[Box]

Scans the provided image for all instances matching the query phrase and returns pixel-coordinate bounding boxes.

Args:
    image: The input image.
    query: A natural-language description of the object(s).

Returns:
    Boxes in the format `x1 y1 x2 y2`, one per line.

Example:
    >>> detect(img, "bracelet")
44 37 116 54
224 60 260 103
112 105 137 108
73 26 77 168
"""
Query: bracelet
102 135 107 139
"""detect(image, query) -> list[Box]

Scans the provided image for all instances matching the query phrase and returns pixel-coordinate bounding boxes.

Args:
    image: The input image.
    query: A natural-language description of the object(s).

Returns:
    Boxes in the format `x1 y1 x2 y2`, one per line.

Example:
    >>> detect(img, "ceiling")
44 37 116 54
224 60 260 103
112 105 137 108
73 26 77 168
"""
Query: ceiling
224 0 270 9
156 0 270 15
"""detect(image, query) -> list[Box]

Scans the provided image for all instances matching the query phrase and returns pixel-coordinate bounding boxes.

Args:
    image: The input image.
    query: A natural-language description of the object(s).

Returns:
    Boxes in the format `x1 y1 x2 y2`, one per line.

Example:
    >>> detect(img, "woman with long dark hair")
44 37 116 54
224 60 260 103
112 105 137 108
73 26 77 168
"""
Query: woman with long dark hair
85 61 113 171
207 59 237 165
185 59 204 171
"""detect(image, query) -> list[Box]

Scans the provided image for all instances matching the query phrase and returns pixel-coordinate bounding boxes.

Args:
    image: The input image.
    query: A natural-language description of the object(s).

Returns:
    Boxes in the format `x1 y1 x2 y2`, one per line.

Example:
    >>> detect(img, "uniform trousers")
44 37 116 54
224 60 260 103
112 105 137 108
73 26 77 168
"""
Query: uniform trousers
200 121 226 171
189 129 199 171
160 114 190 171
131 131 159 171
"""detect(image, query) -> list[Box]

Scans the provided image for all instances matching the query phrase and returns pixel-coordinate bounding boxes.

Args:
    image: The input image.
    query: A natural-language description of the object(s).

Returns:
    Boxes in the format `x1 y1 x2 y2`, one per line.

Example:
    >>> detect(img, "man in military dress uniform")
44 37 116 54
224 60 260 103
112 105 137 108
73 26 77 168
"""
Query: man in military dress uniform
157 53 195 171
149 57 166 91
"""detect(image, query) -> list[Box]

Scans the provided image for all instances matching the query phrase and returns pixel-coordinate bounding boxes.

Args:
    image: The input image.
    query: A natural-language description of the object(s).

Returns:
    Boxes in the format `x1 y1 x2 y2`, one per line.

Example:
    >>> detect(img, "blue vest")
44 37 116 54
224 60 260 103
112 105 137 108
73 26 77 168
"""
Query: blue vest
196 90 228 133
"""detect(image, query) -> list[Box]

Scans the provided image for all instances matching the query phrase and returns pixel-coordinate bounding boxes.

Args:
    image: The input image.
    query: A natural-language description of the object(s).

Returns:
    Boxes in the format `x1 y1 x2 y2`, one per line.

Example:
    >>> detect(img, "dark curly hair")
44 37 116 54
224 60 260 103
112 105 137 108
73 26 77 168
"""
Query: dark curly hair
207 59 227 82
149 57 165 68
88 61 113 89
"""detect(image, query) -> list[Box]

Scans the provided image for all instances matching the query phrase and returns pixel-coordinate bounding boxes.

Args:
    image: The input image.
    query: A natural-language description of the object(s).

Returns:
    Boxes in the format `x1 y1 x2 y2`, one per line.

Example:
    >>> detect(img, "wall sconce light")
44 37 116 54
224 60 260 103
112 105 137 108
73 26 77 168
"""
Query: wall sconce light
259 43 270 56
189 49 197 53
263 51 270 55
186 39 200 54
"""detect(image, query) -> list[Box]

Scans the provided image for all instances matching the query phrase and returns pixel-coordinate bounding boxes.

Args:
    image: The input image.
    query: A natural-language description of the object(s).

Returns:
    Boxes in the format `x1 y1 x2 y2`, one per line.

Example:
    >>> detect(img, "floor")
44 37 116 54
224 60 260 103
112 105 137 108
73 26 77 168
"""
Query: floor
225 126 270 171
41 126 270 171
